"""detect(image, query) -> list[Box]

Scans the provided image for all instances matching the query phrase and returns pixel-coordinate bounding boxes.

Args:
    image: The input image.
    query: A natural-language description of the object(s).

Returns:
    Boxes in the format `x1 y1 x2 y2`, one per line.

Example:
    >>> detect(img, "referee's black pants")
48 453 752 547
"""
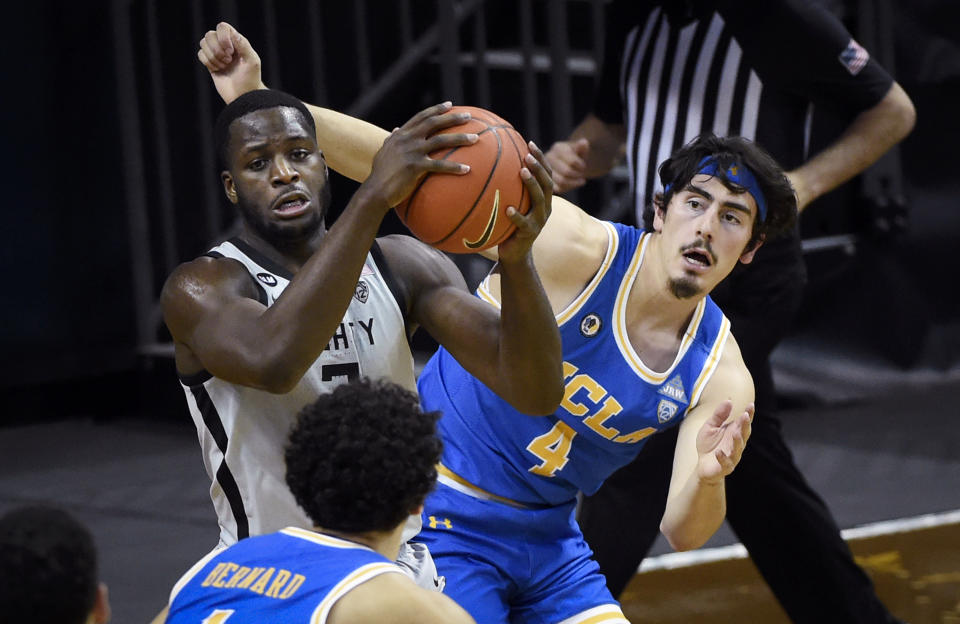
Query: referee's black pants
578 238 899 623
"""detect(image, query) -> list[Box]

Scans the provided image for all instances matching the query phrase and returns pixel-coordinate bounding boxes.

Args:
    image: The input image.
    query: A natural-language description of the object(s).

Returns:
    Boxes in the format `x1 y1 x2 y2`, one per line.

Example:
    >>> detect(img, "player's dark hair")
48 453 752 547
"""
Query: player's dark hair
647 133 797 249
285 377 443 534
0 506 98 624
214 88 317 169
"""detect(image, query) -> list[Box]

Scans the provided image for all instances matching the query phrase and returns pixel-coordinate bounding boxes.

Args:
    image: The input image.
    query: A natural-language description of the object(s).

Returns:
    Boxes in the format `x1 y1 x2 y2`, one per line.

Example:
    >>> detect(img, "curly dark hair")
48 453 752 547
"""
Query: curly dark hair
645 133 797 249
0 506 98 624
285 377 443 534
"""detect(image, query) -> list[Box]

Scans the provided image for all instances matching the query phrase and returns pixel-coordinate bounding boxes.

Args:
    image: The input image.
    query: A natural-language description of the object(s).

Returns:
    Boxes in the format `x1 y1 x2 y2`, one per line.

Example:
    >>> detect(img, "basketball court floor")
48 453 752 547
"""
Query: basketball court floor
1 339 958 623
622 515 960 622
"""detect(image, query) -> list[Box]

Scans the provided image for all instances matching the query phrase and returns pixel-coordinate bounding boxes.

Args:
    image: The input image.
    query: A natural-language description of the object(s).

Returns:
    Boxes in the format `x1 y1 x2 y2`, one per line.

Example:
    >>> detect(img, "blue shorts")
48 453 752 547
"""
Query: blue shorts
419 482 626 623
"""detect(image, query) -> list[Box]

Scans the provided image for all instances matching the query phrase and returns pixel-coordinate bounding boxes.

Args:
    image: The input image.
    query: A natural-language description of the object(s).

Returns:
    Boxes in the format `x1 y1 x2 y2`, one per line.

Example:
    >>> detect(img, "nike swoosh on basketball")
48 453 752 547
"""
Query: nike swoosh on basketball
463 189 500 249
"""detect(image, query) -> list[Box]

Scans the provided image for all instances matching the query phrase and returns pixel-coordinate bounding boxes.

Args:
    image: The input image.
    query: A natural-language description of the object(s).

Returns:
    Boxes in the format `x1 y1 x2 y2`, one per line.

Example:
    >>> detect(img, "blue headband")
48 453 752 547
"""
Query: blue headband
665 156 767 223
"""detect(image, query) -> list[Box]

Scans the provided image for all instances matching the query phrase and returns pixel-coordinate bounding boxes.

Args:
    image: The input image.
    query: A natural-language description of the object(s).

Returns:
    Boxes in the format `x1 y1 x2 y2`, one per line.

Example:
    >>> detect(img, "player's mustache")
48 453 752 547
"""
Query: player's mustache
680 238 717 264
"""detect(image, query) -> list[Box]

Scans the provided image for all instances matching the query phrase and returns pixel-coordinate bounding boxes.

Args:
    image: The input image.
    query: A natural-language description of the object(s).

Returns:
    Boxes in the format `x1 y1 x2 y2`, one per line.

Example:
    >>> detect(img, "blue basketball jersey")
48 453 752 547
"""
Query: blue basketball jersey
167 528 404 624
418 221 731 506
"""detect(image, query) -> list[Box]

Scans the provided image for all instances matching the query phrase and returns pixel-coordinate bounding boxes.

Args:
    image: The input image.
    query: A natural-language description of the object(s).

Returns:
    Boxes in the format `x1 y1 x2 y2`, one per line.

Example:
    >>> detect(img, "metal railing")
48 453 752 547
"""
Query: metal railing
111 0 611 357
111 0 902 360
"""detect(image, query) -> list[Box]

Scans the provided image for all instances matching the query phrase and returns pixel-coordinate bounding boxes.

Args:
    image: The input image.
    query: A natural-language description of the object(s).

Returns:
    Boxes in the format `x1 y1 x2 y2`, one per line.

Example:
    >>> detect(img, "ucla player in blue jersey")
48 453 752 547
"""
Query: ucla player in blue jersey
416 135 796 623
201 27 799 623
165 378 475 624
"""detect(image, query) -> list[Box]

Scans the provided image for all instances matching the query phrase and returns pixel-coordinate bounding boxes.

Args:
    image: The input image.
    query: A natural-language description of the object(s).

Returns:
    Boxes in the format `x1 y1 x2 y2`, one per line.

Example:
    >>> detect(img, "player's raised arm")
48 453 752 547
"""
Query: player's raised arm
199 21 389 182
659 339 755 551
197 21 596 277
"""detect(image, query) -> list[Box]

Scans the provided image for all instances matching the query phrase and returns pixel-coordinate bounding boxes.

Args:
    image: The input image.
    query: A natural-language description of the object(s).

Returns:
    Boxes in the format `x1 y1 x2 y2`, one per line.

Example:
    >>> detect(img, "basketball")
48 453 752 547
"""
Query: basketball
395 106 531 253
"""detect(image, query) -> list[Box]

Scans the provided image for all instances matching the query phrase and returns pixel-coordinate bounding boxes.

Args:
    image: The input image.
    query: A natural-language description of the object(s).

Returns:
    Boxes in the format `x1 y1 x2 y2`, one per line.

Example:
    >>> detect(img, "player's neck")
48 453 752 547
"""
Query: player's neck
315 523 406 561
622 250 705 371
631 238 704 332
238 222 328 273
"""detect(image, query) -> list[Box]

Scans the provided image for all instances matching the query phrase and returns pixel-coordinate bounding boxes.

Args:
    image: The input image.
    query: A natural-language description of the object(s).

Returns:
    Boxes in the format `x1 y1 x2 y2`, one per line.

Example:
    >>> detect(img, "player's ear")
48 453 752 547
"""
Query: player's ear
739 234 765 264
652 204 666 233
222 171 239 204
92 582 111 624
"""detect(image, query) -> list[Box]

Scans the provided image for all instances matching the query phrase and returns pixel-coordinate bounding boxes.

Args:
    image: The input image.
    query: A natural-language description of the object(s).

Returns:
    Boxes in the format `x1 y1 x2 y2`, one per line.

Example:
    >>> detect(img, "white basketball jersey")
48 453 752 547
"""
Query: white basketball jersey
179 238 417 546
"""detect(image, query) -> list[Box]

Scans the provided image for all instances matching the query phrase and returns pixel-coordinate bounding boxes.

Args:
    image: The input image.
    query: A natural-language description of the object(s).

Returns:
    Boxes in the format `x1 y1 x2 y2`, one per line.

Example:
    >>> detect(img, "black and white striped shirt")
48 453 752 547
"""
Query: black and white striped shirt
595 0 893 227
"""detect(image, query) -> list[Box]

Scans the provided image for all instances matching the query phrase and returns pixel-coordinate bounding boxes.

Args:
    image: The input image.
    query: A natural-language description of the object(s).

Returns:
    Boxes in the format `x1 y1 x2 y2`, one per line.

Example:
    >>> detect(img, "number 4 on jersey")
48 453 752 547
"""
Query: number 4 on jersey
526 421 577 477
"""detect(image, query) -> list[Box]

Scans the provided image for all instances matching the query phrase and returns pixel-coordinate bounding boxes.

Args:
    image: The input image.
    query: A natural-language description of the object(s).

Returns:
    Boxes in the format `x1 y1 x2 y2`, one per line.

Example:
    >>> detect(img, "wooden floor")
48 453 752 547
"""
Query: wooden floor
620 520 960 623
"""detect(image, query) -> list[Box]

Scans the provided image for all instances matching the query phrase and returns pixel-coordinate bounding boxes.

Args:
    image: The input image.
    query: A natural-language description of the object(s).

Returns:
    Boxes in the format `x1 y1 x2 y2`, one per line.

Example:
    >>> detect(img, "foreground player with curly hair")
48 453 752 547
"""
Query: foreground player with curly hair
164 378 474 624
284 378 443 535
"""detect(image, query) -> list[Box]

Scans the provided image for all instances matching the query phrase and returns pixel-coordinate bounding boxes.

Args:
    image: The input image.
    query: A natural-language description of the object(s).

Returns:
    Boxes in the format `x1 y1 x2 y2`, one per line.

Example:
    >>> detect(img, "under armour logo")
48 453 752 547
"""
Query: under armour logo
428 516 452 529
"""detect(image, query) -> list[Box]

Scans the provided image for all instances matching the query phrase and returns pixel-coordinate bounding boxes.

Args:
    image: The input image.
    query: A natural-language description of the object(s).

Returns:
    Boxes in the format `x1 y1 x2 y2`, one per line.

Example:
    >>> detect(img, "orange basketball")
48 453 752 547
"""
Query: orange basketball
395 106 531 253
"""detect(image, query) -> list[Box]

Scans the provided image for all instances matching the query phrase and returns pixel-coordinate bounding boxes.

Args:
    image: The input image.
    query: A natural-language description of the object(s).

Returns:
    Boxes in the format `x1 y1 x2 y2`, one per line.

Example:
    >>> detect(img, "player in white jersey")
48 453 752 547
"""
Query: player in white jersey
162 24 563 599
178 237 417 546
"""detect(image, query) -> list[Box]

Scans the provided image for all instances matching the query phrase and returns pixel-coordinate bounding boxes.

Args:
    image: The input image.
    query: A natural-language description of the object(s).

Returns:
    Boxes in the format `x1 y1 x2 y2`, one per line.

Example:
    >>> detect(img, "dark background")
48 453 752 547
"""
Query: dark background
1 0 957 421
0 3 958 622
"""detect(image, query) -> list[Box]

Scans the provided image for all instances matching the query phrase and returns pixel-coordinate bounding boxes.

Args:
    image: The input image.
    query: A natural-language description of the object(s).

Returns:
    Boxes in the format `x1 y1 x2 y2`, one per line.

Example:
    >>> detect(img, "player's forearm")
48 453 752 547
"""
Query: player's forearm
659 475 726 552
570 114 627 178
246 189 390 391
495 254 564 415
789 82 915 211
305 103 388 183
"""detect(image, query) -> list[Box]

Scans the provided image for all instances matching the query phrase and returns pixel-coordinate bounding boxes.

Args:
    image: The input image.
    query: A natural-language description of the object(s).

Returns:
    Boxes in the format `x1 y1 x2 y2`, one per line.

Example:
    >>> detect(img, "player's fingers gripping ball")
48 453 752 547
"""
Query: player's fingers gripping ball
396 106 531 253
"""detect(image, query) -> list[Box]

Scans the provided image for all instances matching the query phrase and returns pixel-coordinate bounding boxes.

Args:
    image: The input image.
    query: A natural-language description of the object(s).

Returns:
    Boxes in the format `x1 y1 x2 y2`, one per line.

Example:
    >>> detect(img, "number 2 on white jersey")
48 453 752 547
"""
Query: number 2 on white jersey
526 421 577 477
202 609 235 624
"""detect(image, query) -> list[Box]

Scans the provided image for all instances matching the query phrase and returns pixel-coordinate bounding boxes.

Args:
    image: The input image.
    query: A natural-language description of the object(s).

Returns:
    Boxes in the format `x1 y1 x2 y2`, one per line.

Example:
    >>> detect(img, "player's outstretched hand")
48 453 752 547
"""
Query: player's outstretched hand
695 400 753 484
544 138 590 193
198 22 266 104
360 102 477 213
497 142 554 264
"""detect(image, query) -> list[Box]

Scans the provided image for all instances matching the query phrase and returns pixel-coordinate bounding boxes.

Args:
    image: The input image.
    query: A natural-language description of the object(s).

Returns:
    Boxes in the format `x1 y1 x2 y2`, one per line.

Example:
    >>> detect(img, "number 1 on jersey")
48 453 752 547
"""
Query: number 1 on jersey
526 421 577 477
202 609 234 624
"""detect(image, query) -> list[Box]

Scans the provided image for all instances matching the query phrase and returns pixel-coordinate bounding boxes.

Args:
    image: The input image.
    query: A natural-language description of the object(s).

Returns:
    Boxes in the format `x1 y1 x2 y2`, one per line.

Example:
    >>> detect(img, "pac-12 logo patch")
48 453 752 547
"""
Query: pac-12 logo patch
580 313 602 337
657 399 679 424
256 272 278 286
354 280 369 303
